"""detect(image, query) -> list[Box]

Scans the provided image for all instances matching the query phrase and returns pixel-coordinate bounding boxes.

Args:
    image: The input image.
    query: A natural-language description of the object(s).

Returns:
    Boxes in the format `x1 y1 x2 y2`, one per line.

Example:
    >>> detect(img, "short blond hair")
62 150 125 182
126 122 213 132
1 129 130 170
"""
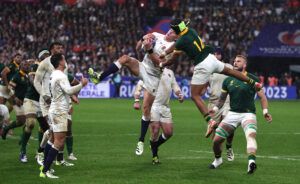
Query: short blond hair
236 55 247 63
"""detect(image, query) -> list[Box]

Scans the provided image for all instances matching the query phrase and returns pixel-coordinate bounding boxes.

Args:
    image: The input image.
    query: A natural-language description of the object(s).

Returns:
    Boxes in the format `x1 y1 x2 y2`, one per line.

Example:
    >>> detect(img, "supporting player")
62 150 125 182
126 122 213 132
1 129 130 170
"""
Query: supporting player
39 54 87 179
207 48 235 161
88 31 178 153
2 60 31 144
208 55 272 174
34 42 73 166
133 68 183 164
159 19 262 137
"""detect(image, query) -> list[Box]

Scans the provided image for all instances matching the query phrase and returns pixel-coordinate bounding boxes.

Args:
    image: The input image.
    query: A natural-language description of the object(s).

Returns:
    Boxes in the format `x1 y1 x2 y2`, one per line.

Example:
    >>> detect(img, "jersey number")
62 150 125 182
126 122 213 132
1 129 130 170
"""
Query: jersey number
193 36 205 52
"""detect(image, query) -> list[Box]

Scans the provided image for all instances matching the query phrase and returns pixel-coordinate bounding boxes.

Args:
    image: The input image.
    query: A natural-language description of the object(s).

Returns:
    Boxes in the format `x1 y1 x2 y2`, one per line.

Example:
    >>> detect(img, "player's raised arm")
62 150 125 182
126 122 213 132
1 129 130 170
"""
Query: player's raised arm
171 73 183 103
59 77 86 96
257 89 272 123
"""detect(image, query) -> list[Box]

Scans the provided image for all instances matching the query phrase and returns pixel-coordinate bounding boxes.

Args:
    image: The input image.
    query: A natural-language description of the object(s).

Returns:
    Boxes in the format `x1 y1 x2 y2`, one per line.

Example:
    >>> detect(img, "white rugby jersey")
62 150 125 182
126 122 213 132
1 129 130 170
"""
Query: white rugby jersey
153 68 180 106
208 63 232 105
34 56 68 97
49 70 82 114
142 32 174 77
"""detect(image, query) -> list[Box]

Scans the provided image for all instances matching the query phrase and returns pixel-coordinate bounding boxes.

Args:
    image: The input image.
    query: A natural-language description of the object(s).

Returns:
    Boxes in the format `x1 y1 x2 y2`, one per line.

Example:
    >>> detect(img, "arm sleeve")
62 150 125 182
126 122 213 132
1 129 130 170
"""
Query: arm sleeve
222 78 229 93
59 77 83 95
171 73 181 93
33 62 44 95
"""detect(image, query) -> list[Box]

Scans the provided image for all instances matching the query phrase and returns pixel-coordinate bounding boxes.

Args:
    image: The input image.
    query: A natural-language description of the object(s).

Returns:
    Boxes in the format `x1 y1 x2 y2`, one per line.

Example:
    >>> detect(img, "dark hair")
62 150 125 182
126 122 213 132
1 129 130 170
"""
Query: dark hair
50 53 64 69
49 42 63 52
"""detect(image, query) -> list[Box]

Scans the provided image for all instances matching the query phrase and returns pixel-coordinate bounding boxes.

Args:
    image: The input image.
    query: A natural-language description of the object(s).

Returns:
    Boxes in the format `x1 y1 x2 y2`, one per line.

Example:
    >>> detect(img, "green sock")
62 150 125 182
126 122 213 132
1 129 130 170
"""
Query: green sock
226 143 232 149
248 154 256 161
6 121 17 130
66 136 73 155
20 131 31 154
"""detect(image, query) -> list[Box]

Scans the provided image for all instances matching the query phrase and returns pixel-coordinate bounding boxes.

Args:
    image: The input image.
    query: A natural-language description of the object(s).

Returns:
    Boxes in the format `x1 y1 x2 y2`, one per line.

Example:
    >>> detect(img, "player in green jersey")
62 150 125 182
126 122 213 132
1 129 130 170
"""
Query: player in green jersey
208 55 272 174
2 60 31 143
19 50 51 163
0 53 22 105
159 19 263 138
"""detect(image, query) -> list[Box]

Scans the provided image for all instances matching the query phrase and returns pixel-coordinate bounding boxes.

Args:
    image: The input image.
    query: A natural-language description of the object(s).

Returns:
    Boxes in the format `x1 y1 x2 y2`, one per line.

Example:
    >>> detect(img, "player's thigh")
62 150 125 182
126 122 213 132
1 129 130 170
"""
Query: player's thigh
191 84 207 97
221 111 242 130
143 90 155 115
138 63 160 96
241 113 257 136
119 55 140 76
49 112 68 135
192 54 225 85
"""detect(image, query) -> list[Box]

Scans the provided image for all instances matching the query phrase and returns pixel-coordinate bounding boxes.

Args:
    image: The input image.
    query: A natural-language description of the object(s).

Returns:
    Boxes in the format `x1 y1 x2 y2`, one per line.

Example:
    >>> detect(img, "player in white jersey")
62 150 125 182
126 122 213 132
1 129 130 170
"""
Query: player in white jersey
207 48 235 161
34 42 73 167
39 53 88 179
133 68 183 164
0 104 9 133
88 31 178 144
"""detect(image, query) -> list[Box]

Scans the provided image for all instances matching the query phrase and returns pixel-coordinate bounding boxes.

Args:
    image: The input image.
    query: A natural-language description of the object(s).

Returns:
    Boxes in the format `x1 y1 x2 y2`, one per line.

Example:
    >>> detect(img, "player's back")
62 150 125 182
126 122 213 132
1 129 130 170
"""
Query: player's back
49 70 70 114
36 56 54 96
175 28 213 65
154 68 177 106
142 32 174 77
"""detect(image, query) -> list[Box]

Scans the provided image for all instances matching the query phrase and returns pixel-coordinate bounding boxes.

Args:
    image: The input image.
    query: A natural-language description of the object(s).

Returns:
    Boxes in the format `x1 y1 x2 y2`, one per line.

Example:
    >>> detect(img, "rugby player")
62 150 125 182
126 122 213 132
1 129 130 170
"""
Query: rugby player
1 60 31 144
133 68 183 164
88 31 178 149
207 48 235 161
39 53 87 179
158 19 263 138
209 55 272 174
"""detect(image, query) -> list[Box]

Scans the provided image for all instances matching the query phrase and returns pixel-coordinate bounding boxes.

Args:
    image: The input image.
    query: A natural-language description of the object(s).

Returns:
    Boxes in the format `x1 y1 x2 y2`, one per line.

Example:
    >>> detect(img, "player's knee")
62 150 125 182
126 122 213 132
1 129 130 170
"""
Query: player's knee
164 130 173 139
119 55 130 64
25 117 36 131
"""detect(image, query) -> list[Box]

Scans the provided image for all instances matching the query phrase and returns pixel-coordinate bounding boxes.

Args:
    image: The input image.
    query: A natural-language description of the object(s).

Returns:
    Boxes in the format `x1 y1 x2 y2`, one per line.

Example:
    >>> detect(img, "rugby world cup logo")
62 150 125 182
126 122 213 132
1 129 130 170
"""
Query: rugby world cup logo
278 30 300 46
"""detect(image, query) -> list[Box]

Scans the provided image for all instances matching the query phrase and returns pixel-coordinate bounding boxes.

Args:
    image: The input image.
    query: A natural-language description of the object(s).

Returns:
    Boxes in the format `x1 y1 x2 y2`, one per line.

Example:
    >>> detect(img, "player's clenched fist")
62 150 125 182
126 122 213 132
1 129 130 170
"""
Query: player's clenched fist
80 77 88 87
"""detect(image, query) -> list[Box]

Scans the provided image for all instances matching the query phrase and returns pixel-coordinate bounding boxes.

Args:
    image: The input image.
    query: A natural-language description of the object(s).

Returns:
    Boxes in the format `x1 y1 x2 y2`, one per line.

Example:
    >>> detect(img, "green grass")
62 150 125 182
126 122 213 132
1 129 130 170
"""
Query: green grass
1 99 300 184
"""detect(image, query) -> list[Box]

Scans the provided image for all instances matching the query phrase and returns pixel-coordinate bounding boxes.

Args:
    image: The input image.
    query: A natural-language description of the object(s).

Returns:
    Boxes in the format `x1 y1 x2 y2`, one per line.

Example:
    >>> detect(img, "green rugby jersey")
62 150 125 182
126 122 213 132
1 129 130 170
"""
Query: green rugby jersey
174 28 213 65
10 70 29 101
25 63 40 102
68 73 75 83
0 61 19 86
222 72 260 114
0 63 5 72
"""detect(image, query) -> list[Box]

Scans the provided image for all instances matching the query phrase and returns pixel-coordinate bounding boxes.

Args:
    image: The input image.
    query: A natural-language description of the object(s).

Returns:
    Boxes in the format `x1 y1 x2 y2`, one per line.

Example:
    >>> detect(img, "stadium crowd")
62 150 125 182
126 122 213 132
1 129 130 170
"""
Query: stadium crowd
0 0 299 79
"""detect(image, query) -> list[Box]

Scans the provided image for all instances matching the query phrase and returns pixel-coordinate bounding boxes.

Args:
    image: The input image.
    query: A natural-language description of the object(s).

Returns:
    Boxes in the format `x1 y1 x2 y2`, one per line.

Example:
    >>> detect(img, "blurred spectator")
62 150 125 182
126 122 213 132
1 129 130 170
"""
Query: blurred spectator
0 0 299 78
294 76 300 98
268 74 278 87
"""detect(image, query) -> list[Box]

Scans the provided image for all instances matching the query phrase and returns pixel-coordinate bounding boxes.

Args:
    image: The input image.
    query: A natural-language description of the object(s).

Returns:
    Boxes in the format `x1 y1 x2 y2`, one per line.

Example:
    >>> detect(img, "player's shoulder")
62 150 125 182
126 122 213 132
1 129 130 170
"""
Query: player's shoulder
247 72 259 82
152 32 164 38
163 68 174 76
51 70 65 79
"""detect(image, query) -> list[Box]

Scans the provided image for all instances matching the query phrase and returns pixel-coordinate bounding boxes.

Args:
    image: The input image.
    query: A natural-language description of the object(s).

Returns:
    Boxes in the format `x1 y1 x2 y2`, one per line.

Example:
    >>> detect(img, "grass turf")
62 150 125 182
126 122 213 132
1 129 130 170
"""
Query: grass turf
0 99 299 184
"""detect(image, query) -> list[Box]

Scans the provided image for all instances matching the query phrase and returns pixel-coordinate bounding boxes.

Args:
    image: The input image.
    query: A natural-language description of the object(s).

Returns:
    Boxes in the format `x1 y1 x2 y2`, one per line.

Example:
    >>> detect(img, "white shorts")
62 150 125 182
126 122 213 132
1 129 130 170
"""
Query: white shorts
139 62 161 96
0 85 11 99
191 54 225 85
151 104 172 123
23 98 42 116
222 111 257 131
13 105 25 116
49 112 68 133
208 102 230 123
39 96 50 117
0 104 9 122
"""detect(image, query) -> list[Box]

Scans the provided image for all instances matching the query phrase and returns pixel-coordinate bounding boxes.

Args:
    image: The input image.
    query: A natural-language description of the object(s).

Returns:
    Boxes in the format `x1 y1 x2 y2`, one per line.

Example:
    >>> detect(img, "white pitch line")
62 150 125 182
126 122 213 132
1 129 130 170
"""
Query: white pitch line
189 150 300 161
